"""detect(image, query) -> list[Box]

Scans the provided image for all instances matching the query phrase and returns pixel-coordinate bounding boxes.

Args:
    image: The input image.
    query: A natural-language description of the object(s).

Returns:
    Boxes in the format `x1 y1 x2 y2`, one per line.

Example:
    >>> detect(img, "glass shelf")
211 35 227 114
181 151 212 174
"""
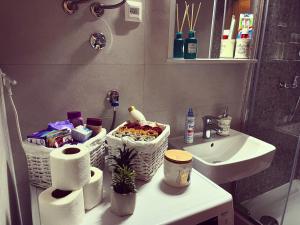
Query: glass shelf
168 0 264 62
269 59 300 62
166 58 257 64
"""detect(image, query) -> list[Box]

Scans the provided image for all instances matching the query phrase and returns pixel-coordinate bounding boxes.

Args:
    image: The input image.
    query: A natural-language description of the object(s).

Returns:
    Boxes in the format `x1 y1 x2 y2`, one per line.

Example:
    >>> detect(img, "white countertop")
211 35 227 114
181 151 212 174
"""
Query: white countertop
31 166 233 225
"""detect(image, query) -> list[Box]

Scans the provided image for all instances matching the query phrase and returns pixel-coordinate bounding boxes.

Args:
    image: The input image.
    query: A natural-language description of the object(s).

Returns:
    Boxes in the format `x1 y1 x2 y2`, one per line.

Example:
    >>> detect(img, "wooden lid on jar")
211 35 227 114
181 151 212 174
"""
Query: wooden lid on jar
164 150 192 164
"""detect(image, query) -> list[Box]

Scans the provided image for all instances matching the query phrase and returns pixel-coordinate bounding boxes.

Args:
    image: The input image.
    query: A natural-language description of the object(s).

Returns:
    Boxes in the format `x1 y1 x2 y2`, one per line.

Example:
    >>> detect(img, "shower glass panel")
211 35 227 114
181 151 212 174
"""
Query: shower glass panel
235 0 300 224
280 134 300 225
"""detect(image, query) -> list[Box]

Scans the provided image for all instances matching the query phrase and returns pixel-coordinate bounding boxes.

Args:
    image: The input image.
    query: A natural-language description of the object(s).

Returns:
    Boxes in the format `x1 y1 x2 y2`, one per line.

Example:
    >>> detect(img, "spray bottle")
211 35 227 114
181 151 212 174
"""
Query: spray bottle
184 108 195 144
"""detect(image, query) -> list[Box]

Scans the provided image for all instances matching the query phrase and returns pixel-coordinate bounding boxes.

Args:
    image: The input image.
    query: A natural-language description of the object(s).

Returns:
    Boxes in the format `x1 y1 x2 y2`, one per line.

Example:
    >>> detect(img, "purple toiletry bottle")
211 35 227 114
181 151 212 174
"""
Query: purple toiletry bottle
67 111 84 128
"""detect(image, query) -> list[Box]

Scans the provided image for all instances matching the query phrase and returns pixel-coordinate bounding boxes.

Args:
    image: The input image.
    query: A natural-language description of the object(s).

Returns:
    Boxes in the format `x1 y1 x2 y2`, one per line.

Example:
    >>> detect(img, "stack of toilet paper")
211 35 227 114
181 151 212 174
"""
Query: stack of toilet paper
38 146 103 225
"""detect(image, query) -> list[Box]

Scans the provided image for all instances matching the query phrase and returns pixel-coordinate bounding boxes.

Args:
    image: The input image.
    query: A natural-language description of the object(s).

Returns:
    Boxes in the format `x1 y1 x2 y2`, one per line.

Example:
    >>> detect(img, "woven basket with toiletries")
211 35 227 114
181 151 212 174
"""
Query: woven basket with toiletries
23 128 107 189
106 121 170 181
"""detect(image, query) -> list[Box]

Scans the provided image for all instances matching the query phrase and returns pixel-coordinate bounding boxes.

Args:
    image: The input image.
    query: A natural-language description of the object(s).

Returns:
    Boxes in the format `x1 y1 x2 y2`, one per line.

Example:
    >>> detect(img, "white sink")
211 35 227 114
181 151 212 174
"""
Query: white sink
169 129 276 184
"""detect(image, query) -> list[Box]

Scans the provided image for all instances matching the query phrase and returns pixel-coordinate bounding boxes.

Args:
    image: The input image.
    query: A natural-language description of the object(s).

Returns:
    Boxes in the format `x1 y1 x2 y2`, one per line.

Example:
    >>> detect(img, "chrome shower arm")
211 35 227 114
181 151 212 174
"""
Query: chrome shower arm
100 0 126 9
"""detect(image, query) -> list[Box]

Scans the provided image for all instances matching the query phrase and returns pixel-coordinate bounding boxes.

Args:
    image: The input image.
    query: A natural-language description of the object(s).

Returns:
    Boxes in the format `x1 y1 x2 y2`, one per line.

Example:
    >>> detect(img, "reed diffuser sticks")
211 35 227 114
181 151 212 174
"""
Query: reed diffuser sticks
193 2 201 30
176 3 180 32
176 3 190 33
183 1 202 31
191 3 194 31
174 1 202 59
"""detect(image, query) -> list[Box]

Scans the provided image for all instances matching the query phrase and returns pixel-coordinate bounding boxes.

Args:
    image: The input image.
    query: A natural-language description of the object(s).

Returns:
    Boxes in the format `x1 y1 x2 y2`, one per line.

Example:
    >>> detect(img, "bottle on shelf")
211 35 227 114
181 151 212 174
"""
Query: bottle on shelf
184 31 197 59
234 28 250 59
220 29 236 58
173 32 184 58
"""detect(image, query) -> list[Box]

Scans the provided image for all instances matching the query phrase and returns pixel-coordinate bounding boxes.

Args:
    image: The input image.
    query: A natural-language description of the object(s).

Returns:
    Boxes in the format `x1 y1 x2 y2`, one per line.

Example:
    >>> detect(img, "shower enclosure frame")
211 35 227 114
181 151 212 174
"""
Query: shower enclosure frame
238 0 300 224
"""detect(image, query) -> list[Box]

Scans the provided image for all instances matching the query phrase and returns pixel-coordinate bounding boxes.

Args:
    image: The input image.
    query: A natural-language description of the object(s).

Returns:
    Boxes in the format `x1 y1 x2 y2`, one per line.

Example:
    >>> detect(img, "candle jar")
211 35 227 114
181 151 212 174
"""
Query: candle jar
164 150 193 188
173 32 184 58
184 31 197 59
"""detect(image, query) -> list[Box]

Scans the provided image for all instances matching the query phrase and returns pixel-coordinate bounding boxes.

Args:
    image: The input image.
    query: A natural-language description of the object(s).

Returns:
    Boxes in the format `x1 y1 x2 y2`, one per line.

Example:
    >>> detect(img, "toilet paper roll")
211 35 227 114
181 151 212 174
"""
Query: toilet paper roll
50 146 91 190
83 167 103 210
38 187 85 225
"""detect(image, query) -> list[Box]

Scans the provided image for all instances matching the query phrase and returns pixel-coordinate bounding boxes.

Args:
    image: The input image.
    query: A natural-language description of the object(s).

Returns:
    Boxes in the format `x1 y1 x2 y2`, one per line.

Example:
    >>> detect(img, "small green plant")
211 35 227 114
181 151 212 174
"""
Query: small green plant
111 144 137 194
112 165 136 194
111 144 137 169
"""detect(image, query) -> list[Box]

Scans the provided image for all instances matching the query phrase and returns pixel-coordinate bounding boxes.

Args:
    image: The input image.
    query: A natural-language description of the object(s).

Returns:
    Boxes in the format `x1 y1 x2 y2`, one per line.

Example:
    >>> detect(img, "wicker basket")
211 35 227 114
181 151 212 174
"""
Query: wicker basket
23 128 107 189
106 122 170 181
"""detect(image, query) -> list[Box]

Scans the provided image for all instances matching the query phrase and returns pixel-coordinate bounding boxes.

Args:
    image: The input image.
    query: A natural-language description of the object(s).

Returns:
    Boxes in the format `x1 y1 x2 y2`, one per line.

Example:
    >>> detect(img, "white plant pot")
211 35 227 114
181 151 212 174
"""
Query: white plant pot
110 188 136 216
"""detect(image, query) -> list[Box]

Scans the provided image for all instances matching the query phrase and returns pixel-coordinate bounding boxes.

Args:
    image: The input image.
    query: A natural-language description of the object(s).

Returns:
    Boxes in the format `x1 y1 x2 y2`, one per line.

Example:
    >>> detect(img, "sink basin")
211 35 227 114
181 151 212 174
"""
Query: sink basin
169 130 276 184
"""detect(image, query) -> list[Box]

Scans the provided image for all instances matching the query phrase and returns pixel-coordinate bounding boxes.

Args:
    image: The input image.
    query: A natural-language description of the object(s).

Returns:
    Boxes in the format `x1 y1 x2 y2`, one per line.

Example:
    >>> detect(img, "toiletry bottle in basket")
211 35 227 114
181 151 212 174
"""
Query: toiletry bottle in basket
184 108 195 144
128 106 146 123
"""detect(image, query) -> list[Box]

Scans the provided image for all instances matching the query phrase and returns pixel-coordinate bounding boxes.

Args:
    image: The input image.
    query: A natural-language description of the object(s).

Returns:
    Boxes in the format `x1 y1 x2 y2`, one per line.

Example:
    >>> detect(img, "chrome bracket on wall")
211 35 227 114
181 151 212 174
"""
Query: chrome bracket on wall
63 0 89 15
90 33 106 50
279 76 300 89
90 0 126 17
63 0 126 17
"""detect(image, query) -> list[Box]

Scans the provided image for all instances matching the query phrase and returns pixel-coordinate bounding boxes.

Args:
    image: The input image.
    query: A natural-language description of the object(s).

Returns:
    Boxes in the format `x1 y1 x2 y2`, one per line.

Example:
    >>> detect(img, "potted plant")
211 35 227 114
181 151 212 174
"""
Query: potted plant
110 144 137 216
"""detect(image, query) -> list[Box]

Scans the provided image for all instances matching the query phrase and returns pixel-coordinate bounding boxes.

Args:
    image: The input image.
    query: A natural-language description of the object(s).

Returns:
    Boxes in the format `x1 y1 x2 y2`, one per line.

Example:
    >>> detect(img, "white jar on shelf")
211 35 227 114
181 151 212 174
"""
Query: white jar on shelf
220 39 236 58
164 150 193 188
234 28 250 59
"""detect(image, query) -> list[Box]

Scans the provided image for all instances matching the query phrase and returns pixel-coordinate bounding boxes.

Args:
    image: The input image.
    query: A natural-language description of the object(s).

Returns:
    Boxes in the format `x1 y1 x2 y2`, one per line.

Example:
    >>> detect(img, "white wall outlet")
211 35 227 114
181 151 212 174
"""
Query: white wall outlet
125 0 142 22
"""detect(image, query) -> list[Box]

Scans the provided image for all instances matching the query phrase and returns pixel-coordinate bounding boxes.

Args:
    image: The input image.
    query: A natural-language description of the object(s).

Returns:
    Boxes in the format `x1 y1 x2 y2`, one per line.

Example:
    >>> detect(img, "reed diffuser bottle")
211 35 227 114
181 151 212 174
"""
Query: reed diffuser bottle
173 32 184 58
173 3 189 58
183 2 201 59
184 31 197 59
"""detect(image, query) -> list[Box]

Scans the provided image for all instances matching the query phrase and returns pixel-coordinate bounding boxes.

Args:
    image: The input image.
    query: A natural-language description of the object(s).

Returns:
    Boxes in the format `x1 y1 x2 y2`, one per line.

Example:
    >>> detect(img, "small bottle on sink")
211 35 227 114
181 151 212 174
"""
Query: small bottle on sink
184 108 195 144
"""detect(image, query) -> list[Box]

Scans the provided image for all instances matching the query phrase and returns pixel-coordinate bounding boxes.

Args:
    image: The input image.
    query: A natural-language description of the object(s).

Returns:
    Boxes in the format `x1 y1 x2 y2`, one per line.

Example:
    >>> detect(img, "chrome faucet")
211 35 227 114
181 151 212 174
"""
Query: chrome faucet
202 116 222 139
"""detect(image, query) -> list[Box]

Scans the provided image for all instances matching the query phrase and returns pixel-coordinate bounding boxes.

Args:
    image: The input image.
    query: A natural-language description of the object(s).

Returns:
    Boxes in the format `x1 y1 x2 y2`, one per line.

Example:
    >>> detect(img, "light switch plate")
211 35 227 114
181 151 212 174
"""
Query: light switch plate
125 0 142 22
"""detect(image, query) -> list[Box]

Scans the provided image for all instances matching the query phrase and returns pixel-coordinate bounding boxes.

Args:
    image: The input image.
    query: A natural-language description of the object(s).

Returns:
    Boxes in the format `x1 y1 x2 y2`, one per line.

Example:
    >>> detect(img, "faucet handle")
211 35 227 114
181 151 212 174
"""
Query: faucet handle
202 115 218 124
